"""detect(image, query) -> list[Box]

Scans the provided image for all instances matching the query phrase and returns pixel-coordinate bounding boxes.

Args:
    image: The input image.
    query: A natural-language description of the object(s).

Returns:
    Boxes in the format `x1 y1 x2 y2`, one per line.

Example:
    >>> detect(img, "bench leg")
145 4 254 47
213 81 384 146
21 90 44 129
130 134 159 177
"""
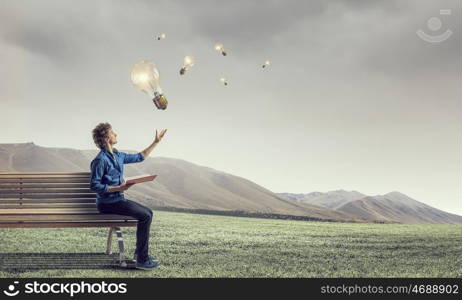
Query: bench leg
106 227 114 255
114 227 127 267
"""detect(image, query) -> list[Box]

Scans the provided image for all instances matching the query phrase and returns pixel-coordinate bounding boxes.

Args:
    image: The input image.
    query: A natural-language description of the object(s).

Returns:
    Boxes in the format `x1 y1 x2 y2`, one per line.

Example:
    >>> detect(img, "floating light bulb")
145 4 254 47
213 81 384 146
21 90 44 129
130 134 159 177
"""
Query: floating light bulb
220 77 228 86
131 60 168 110
262 60 271 68
214 43 227 56
157 33 166 40
180 55 195 75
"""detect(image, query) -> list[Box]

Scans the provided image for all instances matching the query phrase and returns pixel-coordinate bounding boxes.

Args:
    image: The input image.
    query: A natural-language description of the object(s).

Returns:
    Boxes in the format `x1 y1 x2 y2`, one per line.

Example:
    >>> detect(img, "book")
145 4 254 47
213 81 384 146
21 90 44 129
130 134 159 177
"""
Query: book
125 174 157 185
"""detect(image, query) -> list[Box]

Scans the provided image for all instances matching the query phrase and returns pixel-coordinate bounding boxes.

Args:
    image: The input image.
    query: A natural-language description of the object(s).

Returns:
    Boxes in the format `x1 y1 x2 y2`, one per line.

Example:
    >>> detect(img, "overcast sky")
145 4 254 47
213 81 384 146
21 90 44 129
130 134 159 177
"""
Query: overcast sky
1 0 461 214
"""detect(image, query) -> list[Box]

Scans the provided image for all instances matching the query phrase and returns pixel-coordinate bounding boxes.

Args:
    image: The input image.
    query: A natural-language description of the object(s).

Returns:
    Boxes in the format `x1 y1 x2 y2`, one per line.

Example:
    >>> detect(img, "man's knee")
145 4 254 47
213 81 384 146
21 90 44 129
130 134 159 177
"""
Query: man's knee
144 207 154 219
146 209 154 223
137 210 152 223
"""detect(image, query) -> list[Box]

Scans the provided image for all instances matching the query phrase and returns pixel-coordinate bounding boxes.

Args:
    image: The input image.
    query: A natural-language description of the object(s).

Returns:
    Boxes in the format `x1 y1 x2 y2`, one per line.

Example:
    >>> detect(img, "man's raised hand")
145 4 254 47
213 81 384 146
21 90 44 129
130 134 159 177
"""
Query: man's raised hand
141 129 167 159
155 129 167 143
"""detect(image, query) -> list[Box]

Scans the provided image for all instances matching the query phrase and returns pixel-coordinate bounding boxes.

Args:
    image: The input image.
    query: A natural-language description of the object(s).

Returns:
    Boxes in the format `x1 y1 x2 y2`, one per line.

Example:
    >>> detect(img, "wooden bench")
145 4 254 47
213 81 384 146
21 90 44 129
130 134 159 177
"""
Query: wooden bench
0 172 137 267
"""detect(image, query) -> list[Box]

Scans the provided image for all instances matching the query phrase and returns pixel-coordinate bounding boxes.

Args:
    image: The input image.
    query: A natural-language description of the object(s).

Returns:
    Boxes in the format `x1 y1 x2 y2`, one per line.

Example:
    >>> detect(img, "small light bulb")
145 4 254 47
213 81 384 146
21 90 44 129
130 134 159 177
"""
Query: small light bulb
220 77 228 86
180 56 195 75
262 60 271 68
214 43 227 56
157 33 166 40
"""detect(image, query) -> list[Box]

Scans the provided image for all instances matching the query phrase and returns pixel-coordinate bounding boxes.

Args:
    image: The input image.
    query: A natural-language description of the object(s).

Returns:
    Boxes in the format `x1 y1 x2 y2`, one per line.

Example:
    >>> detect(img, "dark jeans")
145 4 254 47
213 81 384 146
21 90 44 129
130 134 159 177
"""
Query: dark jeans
97 199 153 263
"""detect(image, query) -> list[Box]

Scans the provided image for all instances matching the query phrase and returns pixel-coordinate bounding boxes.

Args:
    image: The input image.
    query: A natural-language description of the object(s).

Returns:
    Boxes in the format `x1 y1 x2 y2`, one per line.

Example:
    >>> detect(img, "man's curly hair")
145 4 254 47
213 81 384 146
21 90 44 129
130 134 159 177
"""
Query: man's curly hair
92 122 112 150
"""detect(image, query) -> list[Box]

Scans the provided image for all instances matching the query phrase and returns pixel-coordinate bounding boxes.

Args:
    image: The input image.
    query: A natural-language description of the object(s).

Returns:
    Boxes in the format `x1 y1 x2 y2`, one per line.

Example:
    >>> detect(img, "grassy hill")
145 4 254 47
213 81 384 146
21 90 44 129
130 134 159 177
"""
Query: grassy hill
1 211 462 277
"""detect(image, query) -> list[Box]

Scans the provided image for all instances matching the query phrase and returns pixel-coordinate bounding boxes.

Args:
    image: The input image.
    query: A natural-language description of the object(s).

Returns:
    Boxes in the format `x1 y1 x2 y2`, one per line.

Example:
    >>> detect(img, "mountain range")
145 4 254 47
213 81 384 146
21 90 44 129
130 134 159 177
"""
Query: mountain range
277 190 462 224
1 142 460 224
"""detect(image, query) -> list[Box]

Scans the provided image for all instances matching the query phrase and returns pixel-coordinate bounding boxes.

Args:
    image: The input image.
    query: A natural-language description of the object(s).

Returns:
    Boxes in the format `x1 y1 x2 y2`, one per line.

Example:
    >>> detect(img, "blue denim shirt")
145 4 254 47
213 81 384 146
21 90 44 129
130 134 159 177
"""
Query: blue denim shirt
90 149 145 204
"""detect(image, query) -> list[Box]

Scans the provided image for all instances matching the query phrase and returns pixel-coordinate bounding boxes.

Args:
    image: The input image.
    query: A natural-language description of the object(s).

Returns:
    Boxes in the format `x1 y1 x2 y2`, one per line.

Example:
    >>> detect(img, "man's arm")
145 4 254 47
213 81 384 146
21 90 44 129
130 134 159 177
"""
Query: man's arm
91 159 132 192
107 182 133 192
140 129 167 159
90 159 109 194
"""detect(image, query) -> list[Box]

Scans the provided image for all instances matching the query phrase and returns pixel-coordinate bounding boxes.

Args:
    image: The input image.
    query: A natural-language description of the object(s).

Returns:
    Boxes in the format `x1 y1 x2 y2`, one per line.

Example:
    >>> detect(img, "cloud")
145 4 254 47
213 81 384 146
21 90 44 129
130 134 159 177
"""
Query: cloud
0 1 124 63
0 0 409 62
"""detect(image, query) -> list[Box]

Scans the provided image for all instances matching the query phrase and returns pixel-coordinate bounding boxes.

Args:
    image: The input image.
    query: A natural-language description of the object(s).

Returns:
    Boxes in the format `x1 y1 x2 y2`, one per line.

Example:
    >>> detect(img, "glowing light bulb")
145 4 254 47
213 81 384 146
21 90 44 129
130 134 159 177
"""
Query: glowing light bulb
131 60 168 110
180 55 195 75
220 77 228 86
262 60 271 68
214 43 227 56
157 33 166 40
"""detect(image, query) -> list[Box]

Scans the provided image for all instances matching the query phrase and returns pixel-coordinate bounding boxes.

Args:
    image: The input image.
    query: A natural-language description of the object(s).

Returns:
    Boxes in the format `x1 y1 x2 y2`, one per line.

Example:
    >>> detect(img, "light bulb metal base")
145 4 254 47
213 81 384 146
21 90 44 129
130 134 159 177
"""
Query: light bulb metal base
153 94 168 110
179 67 186 75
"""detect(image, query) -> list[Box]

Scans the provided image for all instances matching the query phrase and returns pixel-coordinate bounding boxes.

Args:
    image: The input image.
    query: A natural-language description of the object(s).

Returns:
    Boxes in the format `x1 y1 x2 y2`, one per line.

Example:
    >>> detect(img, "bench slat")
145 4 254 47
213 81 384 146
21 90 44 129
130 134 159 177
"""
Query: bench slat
0 178 90 183
0 214 137 221
0 177 90 181
0 208 100 214
0 203 96 209
0 188 93 193
0 221 137 228
0 198 95 203
0 183 90 189
0 193 96 199
0 172 90 175
0 174 90 178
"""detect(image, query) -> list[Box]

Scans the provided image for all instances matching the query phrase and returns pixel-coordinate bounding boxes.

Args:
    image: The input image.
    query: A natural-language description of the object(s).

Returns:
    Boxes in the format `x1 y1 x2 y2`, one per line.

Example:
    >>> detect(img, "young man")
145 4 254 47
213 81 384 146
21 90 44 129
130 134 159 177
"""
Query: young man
90 122 167 270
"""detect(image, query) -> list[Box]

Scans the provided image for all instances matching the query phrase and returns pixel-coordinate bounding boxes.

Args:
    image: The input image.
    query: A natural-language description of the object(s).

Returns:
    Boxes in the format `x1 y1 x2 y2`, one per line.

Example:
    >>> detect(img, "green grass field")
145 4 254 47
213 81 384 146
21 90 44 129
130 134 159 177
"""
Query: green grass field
1 210 462 278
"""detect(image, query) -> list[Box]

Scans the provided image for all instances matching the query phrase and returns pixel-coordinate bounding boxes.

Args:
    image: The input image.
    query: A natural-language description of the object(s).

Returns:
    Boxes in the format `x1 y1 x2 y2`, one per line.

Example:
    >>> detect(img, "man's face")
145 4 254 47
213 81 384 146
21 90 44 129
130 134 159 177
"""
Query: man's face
106 128 118 146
